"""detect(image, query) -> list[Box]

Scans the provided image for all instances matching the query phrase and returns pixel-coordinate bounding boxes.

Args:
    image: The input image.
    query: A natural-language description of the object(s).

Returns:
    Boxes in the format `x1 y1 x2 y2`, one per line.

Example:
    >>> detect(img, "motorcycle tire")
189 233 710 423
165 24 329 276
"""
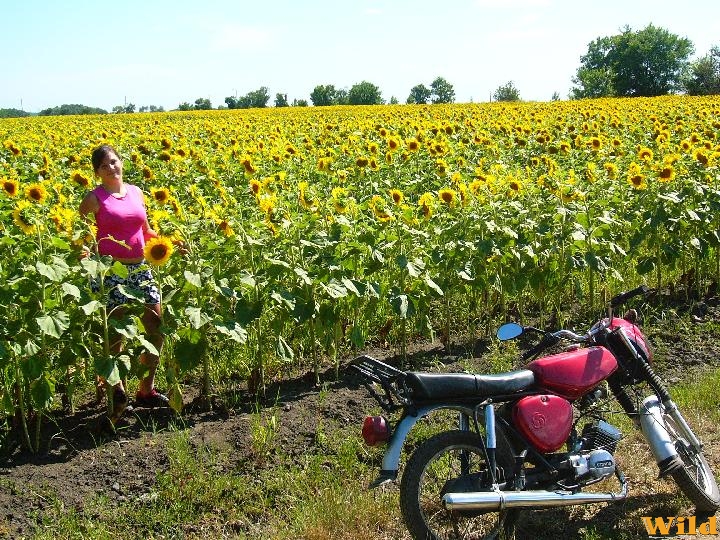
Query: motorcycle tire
662 410 720 511
399 429 518 540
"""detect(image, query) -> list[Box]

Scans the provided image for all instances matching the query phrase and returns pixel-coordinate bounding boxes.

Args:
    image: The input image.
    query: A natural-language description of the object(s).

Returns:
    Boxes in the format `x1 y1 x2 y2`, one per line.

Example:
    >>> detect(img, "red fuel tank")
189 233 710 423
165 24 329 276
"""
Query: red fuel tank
513 394 573 453
528 346 617 400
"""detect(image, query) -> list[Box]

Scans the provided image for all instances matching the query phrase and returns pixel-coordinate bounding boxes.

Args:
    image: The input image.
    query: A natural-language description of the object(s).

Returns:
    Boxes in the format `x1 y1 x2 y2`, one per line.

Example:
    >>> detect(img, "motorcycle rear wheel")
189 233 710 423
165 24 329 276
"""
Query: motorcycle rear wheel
662 411 720 511
399 430 518 540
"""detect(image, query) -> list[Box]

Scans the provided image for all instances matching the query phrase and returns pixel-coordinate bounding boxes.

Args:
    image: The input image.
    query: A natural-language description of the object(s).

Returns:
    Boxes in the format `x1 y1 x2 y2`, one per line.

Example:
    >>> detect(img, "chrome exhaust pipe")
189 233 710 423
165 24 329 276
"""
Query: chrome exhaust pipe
443 473 627 511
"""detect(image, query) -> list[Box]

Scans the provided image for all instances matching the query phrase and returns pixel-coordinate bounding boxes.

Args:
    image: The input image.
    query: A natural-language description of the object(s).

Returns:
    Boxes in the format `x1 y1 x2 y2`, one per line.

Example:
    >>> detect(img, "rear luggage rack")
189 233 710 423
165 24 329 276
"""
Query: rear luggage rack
350 355 408 412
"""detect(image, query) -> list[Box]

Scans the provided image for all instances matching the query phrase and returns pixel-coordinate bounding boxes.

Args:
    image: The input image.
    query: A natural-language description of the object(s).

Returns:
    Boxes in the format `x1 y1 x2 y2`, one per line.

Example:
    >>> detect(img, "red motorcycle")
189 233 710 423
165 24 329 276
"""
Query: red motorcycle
352 285 719 539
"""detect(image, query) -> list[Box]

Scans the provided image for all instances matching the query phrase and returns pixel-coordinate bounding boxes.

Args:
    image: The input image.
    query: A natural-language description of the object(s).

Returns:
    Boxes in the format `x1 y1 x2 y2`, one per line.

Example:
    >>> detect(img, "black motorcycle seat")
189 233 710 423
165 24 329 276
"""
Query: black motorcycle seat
404 370 536 400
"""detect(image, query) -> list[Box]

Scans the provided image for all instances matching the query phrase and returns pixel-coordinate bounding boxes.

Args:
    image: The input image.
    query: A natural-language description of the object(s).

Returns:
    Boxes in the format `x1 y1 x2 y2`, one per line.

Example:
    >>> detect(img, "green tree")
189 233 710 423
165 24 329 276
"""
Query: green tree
193 98 212 110
406 84 431 104
246 87 270 108
430 76 455 104
39 104 107 115
225 87 270 109
347 81 383 105
292 98 309 107
683 46 720 95
493 81 521 102
310 84 337 106
334 88 349 105
177 102 193 111
571 24 693 98
275 93 289 107
0 108 31 118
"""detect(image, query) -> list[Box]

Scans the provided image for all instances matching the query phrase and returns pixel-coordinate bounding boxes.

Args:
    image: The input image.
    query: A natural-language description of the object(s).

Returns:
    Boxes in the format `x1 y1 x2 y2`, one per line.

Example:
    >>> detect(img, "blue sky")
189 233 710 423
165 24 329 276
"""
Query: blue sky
2 0 718 112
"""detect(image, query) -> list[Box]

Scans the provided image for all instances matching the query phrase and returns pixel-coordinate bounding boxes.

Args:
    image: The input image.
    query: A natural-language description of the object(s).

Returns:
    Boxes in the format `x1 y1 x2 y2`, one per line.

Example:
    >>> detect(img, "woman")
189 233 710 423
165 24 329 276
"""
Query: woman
79 144 168 422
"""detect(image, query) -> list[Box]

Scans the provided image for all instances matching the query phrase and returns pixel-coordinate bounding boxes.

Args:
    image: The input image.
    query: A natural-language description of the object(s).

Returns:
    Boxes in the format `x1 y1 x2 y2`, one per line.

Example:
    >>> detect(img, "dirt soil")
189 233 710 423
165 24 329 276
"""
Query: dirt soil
2 292 720 539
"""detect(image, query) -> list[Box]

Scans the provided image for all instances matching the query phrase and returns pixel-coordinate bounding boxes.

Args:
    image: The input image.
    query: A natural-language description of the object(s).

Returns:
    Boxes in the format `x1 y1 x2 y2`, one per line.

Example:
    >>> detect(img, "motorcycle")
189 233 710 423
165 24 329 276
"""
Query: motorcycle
351 285 720 539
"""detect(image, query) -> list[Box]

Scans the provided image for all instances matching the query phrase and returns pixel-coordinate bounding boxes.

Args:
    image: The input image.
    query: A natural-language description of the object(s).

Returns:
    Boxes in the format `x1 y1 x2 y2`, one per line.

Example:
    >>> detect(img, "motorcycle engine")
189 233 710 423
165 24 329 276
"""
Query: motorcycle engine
565 420 622 484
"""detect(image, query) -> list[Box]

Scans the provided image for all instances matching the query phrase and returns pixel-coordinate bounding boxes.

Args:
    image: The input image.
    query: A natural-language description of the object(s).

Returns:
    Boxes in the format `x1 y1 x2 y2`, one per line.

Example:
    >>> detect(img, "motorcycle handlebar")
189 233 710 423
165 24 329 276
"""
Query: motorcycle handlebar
610 284 649 308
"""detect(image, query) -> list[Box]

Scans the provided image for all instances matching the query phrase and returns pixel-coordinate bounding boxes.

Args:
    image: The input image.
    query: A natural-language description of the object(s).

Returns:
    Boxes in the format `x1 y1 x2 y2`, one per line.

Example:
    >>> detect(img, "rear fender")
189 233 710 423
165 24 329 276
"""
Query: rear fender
374 404 475 485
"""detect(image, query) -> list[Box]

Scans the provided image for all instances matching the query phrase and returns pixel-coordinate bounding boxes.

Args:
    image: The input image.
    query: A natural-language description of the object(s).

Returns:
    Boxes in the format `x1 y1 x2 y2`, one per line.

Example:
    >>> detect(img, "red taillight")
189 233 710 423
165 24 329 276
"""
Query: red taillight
362 415 390 446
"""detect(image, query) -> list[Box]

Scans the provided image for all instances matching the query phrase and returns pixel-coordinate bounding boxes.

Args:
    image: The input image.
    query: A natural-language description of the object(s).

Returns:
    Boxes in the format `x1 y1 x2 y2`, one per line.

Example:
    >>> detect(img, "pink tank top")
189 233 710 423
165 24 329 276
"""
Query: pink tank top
93 184 147 259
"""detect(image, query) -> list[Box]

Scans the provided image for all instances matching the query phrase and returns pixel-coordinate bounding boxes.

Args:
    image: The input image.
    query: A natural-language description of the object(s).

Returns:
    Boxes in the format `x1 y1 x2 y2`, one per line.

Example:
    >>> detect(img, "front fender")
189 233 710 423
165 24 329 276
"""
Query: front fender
371 404 475 487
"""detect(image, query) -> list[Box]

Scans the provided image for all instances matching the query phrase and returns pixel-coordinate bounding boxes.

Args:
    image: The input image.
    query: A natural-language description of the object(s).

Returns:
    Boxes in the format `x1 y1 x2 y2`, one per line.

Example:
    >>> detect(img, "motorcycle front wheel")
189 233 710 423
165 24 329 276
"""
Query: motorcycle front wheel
399 430 518 540
663 410 720 511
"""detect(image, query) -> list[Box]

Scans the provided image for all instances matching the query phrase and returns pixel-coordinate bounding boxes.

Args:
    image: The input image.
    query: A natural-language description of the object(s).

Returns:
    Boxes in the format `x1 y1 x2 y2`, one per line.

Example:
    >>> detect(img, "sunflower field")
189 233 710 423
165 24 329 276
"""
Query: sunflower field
1 96 720 451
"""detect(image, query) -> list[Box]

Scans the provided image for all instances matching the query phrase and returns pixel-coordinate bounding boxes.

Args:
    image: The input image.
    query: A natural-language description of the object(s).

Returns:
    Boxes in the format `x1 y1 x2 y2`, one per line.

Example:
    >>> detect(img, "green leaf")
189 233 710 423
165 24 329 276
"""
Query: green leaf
173 329 207 373
168 381 183 413
110 261 129 278
636 256 656 275
62 282 81 300
294 266 313 285
276 336 294 361
271 290 297 311
35 312 70 338
185 306 211 329
214 321 248 343
321 280 347 299
115 284 145 303
136 337 159 357
350 325 365 348
36 258 70 282
184 270 202 289
396 255 424 277
390 294 416 319
30 376 55 410
424 275 444 296
95 355 121 386
235 297 262 326
81 300 103 316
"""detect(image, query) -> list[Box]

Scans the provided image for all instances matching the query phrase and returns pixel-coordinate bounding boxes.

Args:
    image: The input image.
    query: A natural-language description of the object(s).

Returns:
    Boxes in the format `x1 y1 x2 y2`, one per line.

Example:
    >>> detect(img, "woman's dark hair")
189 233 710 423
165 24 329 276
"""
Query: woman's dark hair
91 144 121 173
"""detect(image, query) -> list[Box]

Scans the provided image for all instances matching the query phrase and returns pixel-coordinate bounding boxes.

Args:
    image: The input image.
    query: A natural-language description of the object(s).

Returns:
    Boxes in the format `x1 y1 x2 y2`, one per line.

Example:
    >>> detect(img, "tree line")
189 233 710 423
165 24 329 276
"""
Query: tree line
2 25 718 119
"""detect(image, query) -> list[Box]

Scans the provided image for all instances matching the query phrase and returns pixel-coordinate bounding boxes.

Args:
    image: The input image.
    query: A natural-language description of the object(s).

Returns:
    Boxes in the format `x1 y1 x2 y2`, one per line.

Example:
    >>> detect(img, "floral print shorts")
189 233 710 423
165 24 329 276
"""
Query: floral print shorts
91 262 161 309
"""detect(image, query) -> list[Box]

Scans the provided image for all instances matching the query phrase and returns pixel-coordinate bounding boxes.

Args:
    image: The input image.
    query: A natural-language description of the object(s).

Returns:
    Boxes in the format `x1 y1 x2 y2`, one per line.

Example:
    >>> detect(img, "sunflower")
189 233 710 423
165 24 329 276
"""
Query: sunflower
142 166 154 180
627 163 646 190
144 236 174 266
506 178 523 197
369 195 393 222
387 137 399 151
658 165 675 183
71 171 90 188
332 187 350 214
694 149 710 166
249 178 262 196
436 159 448 177
438 188 457 206
406 138 420 152
418 192 435 219
151 187 170 204
25 183 48 203
257 192 277 215
604 162 618 180
317 156 333 172
12 201 37 235
638 147 654 161
389 189 404 205
217 220 235 237
2 177 19 197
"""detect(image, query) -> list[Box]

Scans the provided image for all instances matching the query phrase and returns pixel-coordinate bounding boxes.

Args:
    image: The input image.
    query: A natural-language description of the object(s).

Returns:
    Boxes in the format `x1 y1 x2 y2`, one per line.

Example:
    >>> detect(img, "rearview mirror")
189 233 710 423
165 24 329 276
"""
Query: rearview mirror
497 322 523 341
